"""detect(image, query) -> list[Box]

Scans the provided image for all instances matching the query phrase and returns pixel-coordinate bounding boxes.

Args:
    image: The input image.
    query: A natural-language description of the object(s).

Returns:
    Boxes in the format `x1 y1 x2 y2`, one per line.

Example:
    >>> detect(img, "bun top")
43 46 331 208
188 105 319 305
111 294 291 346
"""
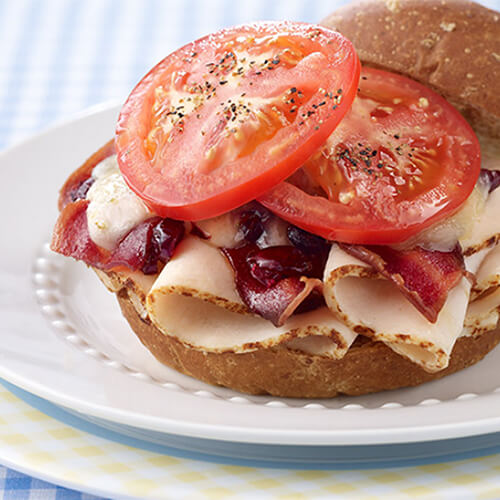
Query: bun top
322 0 500 137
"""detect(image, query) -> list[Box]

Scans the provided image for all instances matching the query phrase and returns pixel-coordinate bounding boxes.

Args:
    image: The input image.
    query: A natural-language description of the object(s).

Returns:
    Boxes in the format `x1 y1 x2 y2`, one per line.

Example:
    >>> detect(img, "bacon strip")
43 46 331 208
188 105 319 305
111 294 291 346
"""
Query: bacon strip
51 200 108 267
59 139 115 210
340 243 467 323
223 245 323 327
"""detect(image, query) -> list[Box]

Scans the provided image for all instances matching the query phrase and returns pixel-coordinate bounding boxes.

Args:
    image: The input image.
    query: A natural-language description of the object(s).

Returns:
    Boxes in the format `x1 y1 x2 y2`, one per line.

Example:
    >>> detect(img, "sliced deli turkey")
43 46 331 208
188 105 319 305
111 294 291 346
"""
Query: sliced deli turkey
145 235 357 357
51 1 500 397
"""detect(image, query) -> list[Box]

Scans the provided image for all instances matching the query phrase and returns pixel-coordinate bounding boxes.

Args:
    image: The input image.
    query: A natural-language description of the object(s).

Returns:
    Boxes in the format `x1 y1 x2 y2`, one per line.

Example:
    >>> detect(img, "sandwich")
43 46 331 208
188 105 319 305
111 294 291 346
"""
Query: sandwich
51 0 500 397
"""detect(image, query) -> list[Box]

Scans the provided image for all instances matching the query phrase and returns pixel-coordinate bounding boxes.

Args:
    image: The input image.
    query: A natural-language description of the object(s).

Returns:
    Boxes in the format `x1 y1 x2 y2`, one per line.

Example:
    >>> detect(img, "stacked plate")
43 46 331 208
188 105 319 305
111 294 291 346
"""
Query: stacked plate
2 105 500 486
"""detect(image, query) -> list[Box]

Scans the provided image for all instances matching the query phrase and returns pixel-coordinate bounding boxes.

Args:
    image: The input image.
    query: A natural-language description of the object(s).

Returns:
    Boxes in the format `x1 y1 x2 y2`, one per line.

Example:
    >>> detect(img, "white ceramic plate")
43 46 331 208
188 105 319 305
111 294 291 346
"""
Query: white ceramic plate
2 104 500 448
5 383 500 499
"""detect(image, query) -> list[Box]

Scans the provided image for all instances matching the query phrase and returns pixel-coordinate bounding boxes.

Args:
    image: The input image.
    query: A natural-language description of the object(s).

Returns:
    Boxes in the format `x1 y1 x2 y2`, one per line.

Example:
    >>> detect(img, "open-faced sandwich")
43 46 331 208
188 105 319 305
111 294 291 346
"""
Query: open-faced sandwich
51 0 500 397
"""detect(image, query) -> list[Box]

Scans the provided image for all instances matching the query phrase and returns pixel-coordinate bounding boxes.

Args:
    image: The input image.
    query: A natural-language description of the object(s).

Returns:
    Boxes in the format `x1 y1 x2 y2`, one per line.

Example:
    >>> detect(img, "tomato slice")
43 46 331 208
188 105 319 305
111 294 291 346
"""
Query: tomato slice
259 67 481 245
116 22 360 220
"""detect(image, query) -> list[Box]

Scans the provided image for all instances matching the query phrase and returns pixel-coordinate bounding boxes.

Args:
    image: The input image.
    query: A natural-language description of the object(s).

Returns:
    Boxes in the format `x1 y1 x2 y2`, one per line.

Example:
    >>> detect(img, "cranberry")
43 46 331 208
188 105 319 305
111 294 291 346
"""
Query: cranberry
108 218 158 273
108 217 184 275
70 177 95 202
237 204 271 243
153 219 185 263
480 169 500 193
142 218 184 274
287 225 329 255
287 225 330 279
247 246 312 287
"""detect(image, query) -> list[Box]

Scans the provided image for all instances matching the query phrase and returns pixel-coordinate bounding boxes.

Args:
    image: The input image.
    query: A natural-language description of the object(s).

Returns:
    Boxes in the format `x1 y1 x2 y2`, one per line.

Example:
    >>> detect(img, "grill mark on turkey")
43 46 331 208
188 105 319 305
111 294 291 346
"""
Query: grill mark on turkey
464 234 500 256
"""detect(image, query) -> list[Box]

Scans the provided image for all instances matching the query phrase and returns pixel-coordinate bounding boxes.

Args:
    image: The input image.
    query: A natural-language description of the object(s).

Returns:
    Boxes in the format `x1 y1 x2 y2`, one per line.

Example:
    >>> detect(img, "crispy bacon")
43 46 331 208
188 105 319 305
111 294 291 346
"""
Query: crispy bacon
51 200 108 267
340 243 467 323
223 245 323 326
59 139 115 210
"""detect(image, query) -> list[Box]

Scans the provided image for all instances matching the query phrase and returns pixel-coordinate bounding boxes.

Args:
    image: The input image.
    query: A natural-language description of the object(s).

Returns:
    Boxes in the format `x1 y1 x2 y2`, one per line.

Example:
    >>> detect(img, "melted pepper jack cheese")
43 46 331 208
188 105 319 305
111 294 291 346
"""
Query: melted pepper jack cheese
86 155 152 250
394 181 489 252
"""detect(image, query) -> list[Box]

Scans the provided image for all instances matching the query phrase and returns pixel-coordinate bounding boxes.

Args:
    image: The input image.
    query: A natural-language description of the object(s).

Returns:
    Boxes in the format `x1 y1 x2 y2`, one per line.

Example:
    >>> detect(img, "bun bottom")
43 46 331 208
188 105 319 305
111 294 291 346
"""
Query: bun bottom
116 289 500 398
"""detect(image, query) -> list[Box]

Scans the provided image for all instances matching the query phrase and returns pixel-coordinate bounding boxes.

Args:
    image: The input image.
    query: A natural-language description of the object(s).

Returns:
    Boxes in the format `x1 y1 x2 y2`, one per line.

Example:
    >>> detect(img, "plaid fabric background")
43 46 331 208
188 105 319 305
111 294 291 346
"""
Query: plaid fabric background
0 468 102 499
0 0 499 498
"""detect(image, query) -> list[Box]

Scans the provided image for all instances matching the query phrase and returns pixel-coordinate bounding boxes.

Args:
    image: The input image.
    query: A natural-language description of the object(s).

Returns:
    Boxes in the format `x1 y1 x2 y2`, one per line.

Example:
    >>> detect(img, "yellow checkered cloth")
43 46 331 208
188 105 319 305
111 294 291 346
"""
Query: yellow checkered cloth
1 387 500 499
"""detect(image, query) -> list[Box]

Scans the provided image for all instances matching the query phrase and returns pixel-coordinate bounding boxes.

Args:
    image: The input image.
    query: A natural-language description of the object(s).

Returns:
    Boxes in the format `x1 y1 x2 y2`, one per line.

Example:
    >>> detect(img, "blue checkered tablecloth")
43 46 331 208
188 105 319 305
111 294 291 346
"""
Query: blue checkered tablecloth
1 0 499 498
0 468 101 499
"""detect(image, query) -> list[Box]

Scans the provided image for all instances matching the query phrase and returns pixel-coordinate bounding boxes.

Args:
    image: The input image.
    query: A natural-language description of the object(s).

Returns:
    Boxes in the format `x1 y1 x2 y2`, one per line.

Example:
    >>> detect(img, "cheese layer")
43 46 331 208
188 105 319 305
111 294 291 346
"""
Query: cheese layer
86 155 151 250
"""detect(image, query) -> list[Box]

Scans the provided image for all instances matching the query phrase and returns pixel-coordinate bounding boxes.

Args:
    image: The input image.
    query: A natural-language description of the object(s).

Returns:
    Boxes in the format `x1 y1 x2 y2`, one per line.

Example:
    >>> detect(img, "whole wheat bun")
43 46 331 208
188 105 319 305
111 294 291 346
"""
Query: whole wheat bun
322 0 500 138
90 0 500 398
115 285 500 397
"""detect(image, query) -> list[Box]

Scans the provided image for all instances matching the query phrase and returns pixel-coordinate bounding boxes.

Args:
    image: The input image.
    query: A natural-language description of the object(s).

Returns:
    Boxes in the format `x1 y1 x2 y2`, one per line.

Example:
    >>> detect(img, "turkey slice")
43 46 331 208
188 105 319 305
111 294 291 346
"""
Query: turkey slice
145 236 357 356
95 268 155 320
471 244 500 296
464 244 500 336
323 244 472 372
464 288 500 337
